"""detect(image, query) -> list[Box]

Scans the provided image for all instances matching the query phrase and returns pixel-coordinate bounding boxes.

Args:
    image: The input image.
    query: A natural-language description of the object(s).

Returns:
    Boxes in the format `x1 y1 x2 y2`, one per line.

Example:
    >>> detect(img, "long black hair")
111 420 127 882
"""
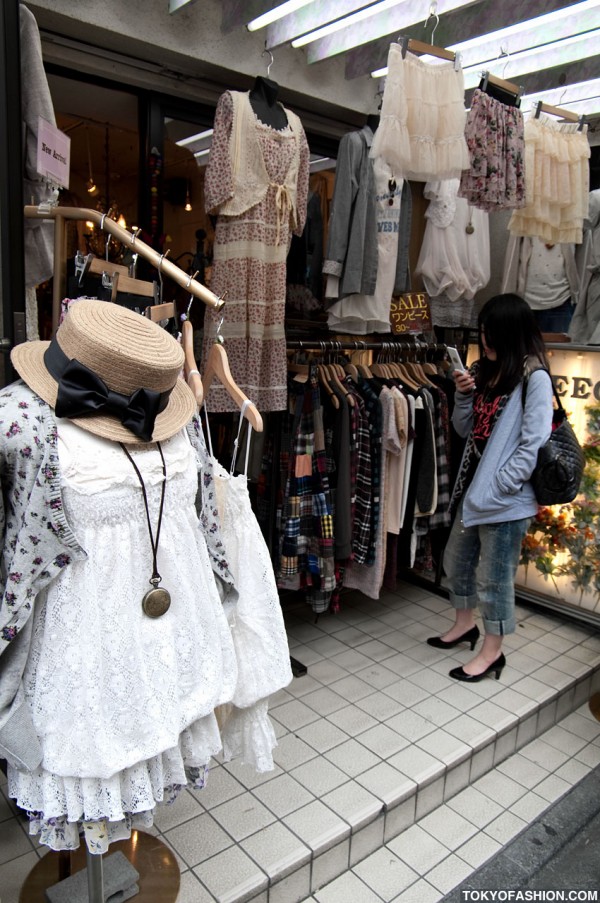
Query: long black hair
476 294 549 394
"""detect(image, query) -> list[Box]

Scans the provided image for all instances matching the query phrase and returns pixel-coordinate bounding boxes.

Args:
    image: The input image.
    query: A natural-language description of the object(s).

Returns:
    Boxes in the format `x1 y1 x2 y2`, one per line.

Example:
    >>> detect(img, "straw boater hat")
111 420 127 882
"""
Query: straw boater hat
11 299 196 444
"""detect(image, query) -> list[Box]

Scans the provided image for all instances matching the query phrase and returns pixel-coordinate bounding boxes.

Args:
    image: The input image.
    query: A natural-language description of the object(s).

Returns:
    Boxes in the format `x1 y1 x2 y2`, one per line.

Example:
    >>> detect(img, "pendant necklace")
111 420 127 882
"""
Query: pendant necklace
388 176 397 205
120 441 171 618
465 205 475 234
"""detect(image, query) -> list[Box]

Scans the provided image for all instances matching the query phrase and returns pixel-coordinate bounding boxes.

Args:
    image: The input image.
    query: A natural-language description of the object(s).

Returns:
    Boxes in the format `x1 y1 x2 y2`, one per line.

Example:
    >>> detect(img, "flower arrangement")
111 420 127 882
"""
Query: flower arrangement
520 403 600 599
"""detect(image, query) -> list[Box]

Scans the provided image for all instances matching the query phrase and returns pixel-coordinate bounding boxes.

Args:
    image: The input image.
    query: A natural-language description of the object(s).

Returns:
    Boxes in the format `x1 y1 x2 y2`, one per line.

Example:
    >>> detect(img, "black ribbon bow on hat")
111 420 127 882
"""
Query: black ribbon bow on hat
44 340 169 441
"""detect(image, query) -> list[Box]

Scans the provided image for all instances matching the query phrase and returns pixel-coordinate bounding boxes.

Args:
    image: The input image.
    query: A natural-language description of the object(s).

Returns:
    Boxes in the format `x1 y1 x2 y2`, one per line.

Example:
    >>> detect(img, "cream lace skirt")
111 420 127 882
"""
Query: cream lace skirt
509 114 590 244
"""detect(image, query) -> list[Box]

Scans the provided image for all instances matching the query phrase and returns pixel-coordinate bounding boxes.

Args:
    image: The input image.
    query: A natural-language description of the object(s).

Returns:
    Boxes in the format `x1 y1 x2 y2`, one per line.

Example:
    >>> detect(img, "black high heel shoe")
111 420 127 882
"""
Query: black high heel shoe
427 625 480 651
449 653 506 682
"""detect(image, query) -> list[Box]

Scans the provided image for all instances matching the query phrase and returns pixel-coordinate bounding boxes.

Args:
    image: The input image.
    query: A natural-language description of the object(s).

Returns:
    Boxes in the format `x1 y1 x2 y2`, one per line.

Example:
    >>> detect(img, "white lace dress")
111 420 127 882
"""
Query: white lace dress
204 410 293 772
8 421 238 852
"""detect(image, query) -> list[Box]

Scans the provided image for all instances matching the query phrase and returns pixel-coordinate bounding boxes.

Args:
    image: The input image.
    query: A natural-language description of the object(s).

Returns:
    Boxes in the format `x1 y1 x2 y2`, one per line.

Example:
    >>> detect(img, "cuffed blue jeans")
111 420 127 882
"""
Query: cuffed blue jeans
443 498 530 636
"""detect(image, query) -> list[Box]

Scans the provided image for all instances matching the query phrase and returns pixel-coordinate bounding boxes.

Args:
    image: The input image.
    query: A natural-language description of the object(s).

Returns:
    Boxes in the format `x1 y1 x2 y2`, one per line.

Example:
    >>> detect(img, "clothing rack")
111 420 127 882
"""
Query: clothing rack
24 204 224 332
286 338 448 356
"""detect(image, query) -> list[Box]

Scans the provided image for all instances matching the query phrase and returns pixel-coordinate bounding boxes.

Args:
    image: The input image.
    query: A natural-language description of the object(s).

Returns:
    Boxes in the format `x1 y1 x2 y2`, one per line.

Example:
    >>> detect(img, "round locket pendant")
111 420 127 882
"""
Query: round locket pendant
142 584 171 618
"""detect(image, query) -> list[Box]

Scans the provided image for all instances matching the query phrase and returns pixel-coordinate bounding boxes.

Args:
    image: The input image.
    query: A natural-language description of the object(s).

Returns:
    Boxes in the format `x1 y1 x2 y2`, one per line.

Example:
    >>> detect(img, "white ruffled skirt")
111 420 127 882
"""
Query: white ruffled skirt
371 45 469 181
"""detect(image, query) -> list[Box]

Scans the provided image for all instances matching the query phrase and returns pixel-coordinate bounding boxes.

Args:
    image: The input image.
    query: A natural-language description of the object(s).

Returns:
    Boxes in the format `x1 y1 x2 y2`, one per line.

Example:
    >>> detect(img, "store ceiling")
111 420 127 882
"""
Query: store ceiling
175 0 600 118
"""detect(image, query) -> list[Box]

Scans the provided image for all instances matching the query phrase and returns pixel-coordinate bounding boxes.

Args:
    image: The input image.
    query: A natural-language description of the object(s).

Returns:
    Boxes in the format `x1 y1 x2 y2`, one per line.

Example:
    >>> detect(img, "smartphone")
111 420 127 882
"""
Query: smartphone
447 346 466 372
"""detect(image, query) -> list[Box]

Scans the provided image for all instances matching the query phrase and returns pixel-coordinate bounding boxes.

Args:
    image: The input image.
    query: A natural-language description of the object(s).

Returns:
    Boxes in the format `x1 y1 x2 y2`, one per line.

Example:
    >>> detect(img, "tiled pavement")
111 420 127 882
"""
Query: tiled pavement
1 580 599 902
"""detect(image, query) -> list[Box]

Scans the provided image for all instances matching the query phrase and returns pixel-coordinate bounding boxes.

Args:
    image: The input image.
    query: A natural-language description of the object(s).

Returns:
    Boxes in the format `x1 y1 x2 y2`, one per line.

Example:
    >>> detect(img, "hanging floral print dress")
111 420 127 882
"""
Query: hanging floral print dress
202 90 309 413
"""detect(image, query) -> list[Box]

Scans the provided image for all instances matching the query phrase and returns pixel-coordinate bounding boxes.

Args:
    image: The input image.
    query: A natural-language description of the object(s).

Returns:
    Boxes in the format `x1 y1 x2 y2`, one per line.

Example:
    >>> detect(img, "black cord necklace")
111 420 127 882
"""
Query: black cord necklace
120 441 171 618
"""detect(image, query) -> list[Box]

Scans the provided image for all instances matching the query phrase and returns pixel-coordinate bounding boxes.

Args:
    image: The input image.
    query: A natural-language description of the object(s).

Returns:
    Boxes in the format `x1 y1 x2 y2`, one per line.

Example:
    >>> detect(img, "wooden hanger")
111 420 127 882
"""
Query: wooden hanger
535 100 584 128
181 319 203 407
202 341 263 432
328 363 355 407
287 359 310 383
344 360 360 382
400 35 461 69
145 301 176 322
395 361 421 391
480 71 523 103
75 251 129 284
317 364 340 410
107 271 158 303
371 361 391 378
350 346 373 378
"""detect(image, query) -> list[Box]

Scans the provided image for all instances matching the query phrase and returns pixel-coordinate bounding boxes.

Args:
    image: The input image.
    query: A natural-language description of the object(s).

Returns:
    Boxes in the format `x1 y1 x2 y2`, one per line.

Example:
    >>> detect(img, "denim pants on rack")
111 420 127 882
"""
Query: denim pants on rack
443 497 530 636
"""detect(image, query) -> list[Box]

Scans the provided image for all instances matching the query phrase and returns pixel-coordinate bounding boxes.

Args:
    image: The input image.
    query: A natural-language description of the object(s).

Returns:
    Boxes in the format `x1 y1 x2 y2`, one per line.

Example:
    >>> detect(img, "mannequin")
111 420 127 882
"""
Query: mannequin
365 113 380 133
201 80 309 413
1 301 293 871
249 75 288 130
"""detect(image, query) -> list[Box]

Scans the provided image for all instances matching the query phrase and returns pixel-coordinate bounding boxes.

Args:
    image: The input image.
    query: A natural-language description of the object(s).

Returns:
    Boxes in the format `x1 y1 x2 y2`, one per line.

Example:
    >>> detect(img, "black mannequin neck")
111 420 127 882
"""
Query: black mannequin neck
366 113 380 133
249 75 288 130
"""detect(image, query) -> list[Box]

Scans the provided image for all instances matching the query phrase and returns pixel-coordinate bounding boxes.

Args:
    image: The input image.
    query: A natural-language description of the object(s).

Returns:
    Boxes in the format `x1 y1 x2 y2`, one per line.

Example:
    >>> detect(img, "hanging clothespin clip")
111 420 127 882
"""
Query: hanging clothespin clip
37 196 59 217
74 250 93 285
101 270 116 296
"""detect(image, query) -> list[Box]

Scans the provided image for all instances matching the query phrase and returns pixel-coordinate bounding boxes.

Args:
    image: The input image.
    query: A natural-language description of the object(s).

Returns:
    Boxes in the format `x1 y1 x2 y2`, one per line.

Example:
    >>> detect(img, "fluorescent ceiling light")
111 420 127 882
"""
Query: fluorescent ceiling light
194 148 211 158
176 128 213 147
247 0 314 32
306 0 475 63
371 0 600 78
266 0 367 48
462 31 599 92
292 0 400 48
521 78 600 116
310 157 337 173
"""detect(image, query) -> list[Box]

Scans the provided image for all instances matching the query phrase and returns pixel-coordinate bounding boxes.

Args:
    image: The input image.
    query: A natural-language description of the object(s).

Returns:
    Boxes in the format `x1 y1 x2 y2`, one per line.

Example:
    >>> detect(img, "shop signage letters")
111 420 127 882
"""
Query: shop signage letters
36 117 70 189
390 292 432 335
553 375 600 401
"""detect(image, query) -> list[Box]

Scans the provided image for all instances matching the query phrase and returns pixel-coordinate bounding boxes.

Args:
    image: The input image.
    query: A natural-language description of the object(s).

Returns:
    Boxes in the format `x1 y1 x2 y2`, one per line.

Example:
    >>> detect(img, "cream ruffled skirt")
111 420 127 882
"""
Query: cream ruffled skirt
509 114 590 244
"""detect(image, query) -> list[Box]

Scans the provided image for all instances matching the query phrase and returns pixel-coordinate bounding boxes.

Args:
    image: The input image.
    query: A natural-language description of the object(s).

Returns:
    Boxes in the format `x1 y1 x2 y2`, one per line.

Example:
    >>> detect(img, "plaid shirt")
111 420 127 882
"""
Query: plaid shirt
357 377 383 566
348 384 372 566
278 371 335 613
427 386 452 531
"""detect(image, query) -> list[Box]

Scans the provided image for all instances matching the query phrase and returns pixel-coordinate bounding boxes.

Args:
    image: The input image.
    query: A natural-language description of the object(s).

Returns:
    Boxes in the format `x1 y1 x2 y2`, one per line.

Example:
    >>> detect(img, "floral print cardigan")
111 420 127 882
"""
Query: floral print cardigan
0 380 235 772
